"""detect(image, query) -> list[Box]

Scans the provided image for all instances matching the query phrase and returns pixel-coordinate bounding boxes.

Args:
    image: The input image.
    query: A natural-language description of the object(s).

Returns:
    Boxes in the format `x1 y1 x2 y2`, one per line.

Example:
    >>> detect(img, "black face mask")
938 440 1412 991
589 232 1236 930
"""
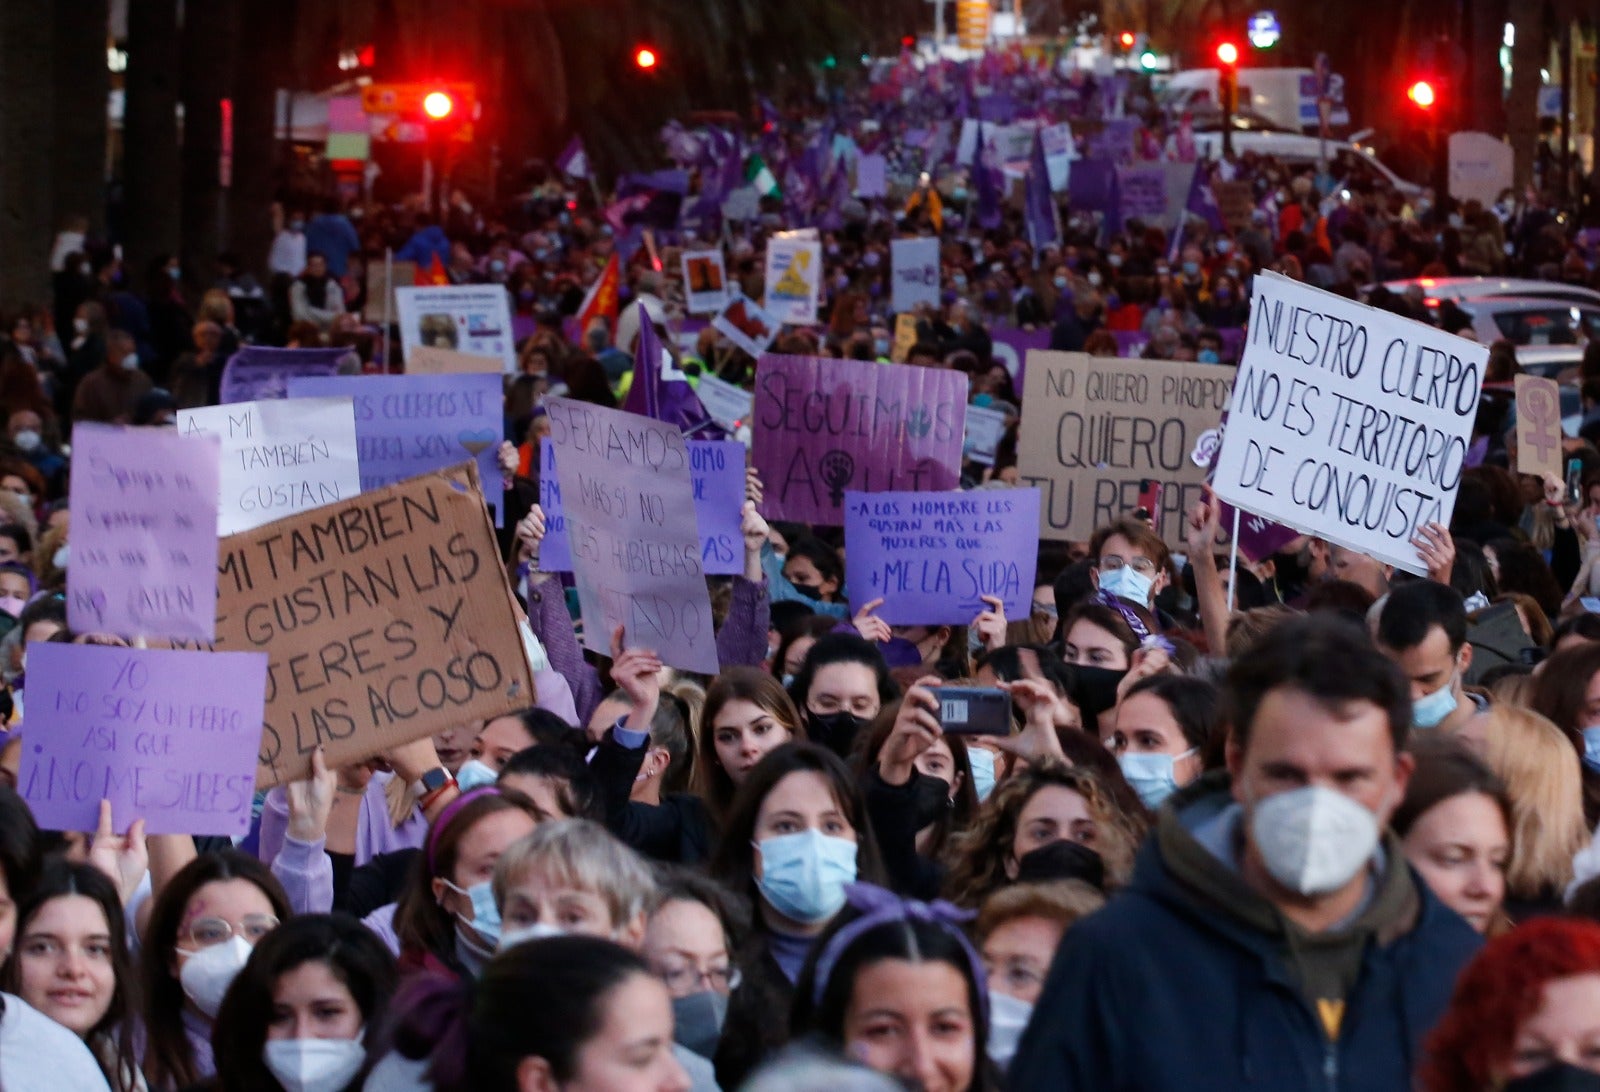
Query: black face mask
1505 1064 1600 1092
790 580 824 601
1014 839 1106 891
1069 665 1127 736
910 773 952 829
806 708 869 757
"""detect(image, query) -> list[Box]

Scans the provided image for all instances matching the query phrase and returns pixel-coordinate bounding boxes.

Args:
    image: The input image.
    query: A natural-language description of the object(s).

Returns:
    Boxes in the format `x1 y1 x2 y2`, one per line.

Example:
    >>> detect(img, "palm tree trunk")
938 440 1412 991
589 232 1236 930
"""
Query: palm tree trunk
124 0 181 281
230 0 286 278
0 0 57 310
52 0 110 241
180 0 240 291
1507 2 1548 191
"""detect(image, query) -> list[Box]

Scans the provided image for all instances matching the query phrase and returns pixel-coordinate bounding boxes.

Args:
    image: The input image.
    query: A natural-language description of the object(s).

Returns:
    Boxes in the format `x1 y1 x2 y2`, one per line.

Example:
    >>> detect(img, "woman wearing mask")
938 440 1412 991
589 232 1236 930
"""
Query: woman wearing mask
974 880 1105 1070
207 914 395 1092
786 633 899 758
709 742 888 1089
694 668 801 826
1391 737 1513 936
1486 705 1590 917
942 762 1144 907
1423 917 1600 1090
140 851 293 1090
0 860 140 1091
778 537 846 606
388 787 538 978
1057 600 1146 734
790 884 989 1092
1105 675 1219 810
1527 642 1600 827
380 935 689 1092
641 871 747 1063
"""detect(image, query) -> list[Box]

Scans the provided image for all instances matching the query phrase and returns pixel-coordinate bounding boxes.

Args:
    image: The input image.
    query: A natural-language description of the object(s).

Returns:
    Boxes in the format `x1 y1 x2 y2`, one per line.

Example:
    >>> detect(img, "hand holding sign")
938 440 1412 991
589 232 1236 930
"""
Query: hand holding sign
285 747 338 844
973 595 1008 652
609 626 664 732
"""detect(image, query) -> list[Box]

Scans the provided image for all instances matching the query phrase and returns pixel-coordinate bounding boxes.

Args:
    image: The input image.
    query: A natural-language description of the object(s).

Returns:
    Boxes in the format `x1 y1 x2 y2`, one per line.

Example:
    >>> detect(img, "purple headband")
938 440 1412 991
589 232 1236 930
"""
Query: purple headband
1097 591 1176 656
426 786 501 872
810 884 988 1026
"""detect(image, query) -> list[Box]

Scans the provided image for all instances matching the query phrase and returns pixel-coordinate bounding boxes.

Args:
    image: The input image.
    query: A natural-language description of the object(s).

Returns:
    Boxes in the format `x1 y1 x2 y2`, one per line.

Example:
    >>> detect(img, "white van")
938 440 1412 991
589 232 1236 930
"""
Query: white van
1161 68 1344 133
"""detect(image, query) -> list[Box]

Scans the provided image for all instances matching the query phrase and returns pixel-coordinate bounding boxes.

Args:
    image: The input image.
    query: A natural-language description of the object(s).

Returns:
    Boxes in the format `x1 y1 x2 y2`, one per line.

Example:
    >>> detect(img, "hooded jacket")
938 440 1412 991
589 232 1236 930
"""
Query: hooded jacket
1008 778 1481 1091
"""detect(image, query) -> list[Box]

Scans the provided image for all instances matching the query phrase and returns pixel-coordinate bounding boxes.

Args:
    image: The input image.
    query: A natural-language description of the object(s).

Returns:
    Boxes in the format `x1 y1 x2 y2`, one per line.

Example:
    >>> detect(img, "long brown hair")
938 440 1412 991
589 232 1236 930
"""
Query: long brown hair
694 667 803 822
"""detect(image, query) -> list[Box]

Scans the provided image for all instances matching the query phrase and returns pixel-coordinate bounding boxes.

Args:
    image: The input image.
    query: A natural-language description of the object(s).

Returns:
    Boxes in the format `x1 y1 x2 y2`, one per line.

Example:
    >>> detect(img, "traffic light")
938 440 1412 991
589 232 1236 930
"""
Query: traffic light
634 45 659 70
1215 40 1240 66
1118 30 1136 50
1406 79 1437 109
422 90 454 120
1215 41 1240 154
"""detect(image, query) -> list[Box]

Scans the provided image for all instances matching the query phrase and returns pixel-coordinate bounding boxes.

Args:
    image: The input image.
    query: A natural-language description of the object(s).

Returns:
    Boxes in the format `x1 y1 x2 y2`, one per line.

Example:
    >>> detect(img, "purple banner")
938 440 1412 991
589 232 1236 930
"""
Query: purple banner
1119 165 1168 221
68 424 221 642
1113 330 1150 357
844 489 1040 624
19 643 269 836
1066 158 1116 214
990 326 1050 387
1088 118 1138 163
751 355 968 525
544 398 718 674
539 438 746 575
220 346 348 404
288 372 504 524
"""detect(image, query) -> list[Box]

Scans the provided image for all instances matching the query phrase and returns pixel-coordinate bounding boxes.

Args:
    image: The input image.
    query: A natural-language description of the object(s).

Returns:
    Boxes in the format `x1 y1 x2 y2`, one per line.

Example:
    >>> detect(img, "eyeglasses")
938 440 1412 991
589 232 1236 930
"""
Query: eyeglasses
183 914 279 949
656 962 741 995
1099 554 1157 577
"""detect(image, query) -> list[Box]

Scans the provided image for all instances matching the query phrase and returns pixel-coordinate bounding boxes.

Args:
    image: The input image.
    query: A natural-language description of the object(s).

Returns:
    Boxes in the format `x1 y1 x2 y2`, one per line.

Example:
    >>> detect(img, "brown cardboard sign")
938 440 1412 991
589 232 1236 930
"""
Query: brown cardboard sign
206 463 533 787
1515 373 1564 482
364 260 417 323
1017 351 1232 545
406 345 505 375
1213 180 1255 234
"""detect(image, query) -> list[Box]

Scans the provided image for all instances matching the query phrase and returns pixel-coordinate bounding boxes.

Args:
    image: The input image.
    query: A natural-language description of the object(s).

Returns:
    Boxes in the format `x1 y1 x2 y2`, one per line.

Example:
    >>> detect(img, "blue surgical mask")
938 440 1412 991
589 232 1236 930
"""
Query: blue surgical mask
444 879 502 948
1053 276 1068 290
967 746 997 801
1182 261 1200 277
754 829 857 924
1118 749 1196 809
873 337 890 357
1099 565 1154 606
1412 678 1458 729
781 673 796 689
1198 348 1220 364
1581 726 1600 773
455 759 498 792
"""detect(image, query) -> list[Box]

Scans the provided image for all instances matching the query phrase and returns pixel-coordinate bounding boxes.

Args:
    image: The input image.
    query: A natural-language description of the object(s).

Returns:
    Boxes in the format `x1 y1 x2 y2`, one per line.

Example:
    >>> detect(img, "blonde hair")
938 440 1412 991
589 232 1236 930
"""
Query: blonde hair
492 818 657 928
1482 704 1588 898
974 879 1106 944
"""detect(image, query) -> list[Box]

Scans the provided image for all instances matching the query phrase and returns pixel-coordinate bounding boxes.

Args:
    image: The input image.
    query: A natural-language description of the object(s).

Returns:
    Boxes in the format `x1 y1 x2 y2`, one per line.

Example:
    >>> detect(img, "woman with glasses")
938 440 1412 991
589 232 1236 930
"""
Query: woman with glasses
138 850 292 1090
641 869 749 1062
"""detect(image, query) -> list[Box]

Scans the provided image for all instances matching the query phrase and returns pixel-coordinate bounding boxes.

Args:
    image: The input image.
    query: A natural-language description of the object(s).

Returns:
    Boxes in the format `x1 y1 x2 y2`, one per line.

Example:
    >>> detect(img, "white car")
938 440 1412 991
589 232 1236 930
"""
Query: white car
1451 297 1600 347
1380 276 1600 309
1189 116 1422 195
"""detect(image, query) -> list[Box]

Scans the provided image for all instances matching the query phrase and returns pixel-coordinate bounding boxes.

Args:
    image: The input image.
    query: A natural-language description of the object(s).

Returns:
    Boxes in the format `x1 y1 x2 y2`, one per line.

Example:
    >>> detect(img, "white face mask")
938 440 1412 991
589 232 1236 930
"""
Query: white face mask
13 430 40 453
263 1036 367 1092
1248 784 1380 896
987 990 1035 1070
518 617 549 672
498 921 566 952
177 935 253 1017
121 352 140 371
51 544 68 571
73 317 89 335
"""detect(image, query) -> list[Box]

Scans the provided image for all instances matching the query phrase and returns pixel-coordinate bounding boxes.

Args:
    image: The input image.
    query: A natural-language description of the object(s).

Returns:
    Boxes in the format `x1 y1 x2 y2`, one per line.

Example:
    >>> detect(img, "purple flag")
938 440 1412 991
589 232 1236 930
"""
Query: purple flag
1185 164 1226 233
971 124 1003 231
613 170 689 231
556 135 590 179
1025 129 1061 254
623 311 724 439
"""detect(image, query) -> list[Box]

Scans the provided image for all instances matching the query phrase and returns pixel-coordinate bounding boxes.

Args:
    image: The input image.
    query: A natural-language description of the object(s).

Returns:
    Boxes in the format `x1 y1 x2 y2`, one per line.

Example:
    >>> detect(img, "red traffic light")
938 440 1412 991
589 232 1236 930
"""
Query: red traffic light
1406 79 1437 108
1118 31 1136 48
422 90 454 119
634 45 658 70
1215 41 1239 66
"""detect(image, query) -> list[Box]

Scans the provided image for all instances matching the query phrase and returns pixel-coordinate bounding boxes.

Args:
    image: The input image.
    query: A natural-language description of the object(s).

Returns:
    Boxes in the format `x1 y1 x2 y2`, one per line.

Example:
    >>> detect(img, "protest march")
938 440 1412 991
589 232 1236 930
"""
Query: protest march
8 24 1600 1092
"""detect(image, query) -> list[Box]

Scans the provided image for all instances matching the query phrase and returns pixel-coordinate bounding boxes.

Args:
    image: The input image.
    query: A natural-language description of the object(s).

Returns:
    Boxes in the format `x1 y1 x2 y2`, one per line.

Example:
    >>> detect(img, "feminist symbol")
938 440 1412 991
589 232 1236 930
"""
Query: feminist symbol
819 450 856 507
1522 385 1559 465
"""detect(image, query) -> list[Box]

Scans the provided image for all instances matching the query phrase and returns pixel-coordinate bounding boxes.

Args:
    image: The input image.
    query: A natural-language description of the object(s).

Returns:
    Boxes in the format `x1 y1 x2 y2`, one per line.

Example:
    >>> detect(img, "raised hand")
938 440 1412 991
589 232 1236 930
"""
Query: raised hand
851 598 892 644
879 676 944 786
285 745 337 843
972 594 1008 652
86 799 148 906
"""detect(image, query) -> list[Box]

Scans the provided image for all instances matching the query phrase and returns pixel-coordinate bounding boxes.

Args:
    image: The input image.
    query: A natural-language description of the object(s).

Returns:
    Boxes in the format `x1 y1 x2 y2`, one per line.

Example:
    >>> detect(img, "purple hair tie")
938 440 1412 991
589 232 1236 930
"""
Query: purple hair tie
425 786 500 872
1097 591 1176 656
810 883 988 1025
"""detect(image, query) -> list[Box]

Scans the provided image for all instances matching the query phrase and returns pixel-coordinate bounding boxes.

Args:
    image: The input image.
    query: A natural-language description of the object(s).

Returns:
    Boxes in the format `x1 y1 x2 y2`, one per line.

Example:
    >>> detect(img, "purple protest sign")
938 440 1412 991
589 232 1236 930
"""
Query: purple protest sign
1119 165 1168 221
752 355 967 526
544 397 719 674
539 438 746 575
1112 330 1150 357
1200 413 1300 563
220 346 348 404
844 489 1040 624
19 643 268 836
68 424 221 642
1067 158 1116 212
288 372 504 524
1088 118 1138 163
989 326 1050 387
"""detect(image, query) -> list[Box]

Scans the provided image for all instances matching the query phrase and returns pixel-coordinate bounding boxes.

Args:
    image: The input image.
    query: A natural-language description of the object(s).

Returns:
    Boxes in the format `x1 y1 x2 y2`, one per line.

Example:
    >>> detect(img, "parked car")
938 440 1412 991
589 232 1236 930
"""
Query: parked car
1380 276 1600 309
1189 118 1422 195
1452 297 1600 347
1514 344 1587 380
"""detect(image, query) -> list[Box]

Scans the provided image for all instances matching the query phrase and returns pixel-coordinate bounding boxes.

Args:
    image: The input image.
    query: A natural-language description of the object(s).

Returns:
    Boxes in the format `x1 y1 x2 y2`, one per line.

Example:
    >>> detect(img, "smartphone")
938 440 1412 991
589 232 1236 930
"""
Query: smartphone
1569 458 1585 506
929 686 1013 735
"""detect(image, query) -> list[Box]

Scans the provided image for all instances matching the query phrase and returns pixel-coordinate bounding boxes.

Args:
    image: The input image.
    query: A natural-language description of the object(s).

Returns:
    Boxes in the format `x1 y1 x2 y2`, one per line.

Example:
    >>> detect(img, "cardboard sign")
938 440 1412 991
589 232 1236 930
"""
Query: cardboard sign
395 284 517 374
20 644 268 836
544 398 719 674
1515 373 1564 482
891 237 941 314
1041 122 1075 191
964 404 1010 466
695 375 755 431
764 235 822 326
407 346 503 375
205 464 534 787
1448 132 1514 207
891 314 919 363
364 259 418 323
712 292 781 358
1017 352 1232 544
844 489 1040 624
287 373 504 525
1213 180 1255 233
220 346 346 404
681 250 731 314
539 438 746 576
1211 273 1487 575
177 397 361 536
69 424 222 642
752 355 968 526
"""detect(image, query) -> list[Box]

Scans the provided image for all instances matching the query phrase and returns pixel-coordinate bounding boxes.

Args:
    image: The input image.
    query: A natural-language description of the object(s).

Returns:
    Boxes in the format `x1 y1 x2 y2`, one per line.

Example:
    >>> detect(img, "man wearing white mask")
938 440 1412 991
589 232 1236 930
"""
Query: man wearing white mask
1010 614 1482 1090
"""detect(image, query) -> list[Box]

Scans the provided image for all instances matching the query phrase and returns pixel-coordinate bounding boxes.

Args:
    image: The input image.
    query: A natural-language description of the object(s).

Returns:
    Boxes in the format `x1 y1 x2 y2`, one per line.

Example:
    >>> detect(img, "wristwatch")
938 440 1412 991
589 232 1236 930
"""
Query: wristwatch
412 766 454 797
